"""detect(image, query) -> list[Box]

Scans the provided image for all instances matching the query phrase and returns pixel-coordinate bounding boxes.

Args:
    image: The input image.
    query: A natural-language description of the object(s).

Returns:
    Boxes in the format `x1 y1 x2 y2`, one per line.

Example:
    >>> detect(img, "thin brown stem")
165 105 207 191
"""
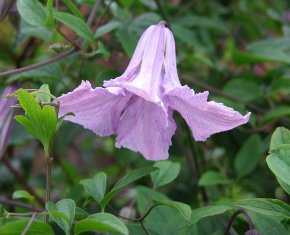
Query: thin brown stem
224 208 254 235
21 213 37 235
1 155 45 206
140 220 150 235
86 0 103 26
0 197 42 212
44 155 52 222
154 0 170 27
0 48 76 79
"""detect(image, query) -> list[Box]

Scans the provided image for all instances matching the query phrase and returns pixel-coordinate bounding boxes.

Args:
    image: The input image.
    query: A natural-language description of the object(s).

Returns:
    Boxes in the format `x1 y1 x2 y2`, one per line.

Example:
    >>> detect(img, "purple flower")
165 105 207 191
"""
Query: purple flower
58 21 250 161
0 85 18 158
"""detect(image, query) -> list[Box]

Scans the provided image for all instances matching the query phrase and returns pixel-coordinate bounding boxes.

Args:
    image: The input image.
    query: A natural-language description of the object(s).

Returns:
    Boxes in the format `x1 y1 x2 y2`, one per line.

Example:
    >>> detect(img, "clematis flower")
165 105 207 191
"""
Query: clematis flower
58 21 250 161
0 85 18 158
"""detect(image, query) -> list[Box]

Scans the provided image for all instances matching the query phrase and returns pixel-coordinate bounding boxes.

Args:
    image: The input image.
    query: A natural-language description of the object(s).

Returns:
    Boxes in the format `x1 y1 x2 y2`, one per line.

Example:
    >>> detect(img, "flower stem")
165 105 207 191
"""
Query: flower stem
44 151 52 222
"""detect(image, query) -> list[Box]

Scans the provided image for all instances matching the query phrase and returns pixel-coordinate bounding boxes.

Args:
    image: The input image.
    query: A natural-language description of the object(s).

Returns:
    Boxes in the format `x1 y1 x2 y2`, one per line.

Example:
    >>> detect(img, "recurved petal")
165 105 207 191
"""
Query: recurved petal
165 86 250 141
58 81 131 136
116 97 176 161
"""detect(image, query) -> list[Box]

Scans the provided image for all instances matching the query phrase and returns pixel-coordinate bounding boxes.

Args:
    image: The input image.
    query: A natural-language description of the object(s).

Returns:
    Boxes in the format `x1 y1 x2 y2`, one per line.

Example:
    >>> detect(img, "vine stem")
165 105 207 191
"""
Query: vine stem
44 152 52 222
224 208 254 235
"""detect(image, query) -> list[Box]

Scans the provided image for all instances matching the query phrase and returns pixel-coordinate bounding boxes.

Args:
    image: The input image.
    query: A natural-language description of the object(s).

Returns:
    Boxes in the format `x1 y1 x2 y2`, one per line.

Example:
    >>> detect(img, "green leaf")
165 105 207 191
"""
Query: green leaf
14 89 57 153
100 167 157 209
234 135 262 178
80 172 107 203
223 79 262 102
153 199 192 221
0 220 54 235
277 177 290 195
62 0 84 20
53 12 94 41
266 149 290 185
270 127 290 151
191 205 232 224
74 213 128 235
94 21 120 39
116 29 138 57
17 0 47 26
47 199 76 235
260 106 290 124
235 198 290 219
198 170 229 186
12 190 34 202
150 160 180 188
35 84 51 103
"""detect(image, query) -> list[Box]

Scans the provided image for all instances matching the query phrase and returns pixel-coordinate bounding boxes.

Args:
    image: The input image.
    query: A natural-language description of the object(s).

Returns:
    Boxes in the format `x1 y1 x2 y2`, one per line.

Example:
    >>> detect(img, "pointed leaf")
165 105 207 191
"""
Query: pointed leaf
151 160 180 188
153 199 192 221
74 213 128 235
270 127 290 151
53 12 94 41
80 172 107 203
198 170 229 186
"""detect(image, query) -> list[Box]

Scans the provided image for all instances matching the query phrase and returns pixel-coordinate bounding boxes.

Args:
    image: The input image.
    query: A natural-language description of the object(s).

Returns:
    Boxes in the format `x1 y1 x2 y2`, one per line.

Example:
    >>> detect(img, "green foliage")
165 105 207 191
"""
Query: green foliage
0 220 54 235
74 213 129 235
150 160 180 188
53 12 94 41
47 199 76 235
14 89 57 155
198 170 229 186
12 190 34 203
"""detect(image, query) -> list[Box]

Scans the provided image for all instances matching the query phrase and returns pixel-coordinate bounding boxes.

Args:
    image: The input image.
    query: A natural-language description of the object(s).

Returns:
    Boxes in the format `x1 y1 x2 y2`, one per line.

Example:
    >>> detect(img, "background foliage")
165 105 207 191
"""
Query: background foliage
1 0 290 234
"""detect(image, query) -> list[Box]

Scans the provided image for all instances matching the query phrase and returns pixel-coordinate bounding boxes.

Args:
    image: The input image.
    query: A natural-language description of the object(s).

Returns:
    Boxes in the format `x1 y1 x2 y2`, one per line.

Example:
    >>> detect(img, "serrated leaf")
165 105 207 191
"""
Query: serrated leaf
47 199 75 235
74 213 128 235
150 160 180 188
80 172 107 204
153 199 192 221
14 89 57 153
35 84 51 103
17 0 47 26
100 167 157 209
53 12 94 41
198 170 229 186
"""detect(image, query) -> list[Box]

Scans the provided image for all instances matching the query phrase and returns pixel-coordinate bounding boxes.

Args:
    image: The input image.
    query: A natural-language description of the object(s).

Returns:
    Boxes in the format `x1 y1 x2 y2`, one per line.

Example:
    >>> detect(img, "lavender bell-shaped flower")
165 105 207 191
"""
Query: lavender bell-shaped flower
0 85 18 158
58 21 250 161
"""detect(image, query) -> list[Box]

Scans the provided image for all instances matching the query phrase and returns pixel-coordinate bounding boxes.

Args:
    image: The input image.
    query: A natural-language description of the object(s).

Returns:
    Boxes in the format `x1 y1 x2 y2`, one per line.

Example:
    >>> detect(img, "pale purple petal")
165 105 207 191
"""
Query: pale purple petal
165 86 250 141
58 81 131 136
0 85 18 158
116 96 176 160
105 23 166 103
161 28 181 93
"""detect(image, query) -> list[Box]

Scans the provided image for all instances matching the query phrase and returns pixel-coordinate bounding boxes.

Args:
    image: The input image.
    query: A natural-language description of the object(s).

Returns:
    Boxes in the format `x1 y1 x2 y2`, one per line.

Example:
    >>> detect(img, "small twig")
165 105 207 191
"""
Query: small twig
86 0 102 26
1 155 45 206
0 197 42 212
140 220 151 235
0 48 76 79
44 156 52 222
224 208 254 235
21 213 37 235
95 0 113 28
56 27 81 50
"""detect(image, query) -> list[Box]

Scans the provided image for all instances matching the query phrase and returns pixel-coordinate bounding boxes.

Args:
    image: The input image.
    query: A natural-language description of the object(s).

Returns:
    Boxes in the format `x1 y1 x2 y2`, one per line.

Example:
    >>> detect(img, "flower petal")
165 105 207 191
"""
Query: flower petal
116 97 176 161
165 86 250 141
161 28 181 93
105 23 166 103
0 85 18 158
58 81 131 136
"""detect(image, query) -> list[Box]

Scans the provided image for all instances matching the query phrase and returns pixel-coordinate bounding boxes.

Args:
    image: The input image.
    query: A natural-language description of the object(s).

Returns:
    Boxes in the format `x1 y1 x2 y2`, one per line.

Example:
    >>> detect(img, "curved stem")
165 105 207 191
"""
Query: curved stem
224 208 254 235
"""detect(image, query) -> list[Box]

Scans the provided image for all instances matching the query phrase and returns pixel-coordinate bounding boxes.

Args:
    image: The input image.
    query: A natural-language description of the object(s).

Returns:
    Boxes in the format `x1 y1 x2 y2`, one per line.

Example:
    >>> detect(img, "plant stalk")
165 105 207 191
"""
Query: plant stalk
44 151 52 222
